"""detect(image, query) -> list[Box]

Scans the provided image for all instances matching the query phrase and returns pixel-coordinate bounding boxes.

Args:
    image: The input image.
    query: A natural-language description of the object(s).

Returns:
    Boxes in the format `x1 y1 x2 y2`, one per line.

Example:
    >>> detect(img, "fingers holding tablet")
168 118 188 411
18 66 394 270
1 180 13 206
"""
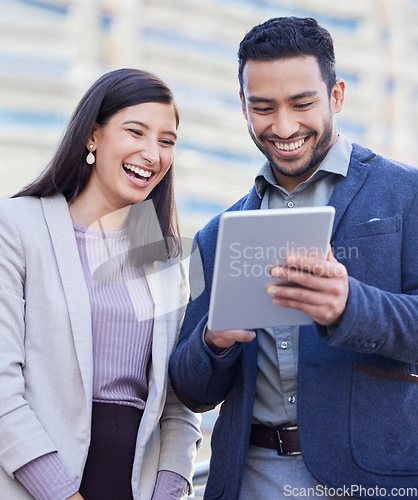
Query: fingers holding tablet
267 249 349 326
204 327 256 354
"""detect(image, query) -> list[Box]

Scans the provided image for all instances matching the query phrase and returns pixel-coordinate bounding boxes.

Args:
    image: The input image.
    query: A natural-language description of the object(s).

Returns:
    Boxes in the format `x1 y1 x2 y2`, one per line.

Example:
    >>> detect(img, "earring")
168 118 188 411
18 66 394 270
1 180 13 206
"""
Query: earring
86 144 95 165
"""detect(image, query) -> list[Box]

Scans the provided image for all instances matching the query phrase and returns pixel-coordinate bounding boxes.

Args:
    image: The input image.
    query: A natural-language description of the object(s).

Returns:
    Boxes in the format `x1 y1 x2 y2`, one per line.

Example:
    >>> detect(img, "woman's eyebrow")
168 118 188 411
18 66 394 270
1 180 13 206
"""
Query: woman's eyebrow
123 120 177 139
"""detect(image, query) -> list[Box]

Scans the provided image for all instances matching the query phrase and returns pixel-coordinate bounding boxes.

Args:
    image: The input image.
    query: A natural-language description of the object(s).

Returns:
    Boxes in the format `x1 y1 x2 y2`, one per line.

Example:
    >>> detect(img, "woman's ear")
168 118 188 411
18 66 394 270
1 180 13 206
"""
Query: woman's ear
86 124 98 150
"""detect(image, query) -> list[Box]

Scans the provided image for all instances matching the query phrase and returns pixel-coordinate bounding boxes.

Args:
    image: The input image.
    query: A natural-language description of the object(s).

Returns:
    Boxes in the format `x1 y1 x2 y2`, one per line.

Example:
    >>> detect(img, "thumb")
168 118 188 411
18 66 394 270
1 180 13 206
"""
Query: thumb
326 244 337 262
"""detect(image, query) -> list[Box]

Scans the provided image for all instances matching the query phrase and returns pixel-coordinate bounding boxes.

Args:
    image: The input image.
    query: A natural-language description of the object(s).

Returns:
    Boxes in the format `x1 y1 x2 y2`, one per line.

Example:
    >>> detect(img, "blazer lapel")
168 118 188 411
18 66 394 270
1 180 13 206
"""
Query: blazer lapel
242 186 262 210
142 260 179 404
144 262 167 391
328 147 373 238
41 194 93 404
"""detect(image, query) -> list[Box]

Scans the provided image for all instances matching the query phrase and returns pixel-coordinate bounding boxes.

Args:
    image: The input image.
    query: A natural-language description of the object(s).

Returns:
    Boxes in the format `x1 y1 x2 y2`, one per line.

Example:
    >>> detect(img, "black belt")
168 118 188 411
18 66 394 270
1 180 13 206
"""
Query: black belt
250 424 301 456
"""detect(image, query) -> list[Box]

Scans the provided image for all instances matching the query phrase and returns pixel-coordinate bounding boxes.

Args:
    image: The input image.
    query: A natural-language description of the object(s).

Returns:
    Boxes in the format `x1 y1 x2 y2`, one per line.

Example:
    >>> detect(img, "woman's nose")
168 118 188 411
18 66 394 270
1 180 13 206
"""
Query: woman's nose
139 139 159 164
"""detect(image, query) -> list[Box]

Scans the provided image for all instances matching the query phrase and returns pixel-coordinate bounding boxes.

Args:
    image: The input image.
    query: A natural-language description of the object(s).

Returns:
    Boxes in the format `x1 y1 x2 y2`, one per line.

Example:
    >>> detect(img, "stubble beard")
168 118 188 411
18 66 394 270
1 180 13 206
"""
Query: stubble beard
249 117 334 179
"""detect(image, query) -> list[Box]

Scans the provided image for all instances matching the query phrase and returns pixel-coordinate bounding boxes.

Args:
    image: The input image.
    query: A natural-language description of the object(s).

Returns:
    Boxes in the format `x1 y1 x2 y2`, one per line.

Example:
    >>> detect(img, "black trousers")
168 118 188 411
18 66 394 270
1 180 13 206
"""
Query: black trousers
79 402 143 500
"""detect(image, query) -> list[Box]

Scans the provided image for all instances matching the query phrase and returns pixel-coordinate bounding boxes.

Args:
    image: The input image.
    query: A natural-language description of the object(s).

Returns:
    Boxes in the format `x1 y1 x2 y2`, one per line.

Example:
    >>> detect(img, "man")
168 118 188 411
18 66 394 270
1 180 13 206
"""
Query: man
170 17 418 499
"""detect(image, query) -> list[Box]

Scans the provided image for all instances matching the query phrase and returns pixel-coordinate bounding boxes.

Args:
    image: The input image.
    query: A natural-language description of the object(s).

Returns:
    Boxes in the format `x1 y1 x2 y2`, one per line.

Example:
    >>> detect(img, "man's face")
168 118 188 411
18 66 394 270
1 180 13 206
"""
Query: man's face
240 56 344 191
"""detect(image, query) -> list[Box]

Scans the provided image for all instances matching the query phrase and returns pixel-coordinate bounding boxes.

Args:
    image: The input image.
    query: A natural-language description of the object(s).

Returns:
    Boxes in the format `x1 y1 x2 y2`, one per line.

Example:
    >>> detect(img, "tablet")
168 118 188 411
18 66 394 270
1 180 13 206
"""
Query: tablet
207 206 335 331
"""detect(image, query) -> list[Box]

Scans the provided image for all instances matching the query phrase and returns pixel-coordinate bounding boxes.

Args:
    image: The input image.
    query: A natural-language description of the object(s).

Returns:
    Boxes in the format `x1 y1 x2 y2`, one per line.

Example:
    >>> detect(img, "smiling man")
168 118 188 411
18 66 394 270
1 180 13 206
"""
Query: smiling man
170 17 418 499
241 55 342 193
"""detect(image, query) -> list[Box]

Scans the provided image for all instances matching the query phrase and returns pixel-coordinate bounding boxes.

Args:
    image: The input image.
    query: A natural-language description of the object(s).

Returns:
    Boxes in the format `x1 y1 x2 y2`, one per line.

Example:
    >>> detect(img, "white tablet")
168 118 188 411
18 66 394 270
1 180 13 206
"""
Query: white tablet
207 206 335 331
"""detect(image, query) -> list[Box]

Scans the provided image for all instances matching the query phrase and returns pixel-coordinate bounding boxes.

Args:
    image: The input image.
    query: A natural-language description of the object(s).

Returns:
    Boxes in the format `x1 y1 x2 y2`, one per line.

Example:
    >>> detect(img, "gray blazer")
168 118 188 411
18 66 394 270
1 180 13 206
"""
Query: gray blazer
0 194 201 499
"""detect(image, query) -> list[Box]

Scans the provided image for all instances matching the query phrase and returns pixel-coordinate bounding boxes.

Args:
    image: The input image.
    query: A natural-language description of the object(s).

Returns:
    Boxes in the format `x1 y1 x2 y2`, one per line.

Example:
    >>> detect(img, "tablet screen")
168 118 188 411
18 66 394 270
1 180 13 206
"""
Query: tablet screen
208 206 335 330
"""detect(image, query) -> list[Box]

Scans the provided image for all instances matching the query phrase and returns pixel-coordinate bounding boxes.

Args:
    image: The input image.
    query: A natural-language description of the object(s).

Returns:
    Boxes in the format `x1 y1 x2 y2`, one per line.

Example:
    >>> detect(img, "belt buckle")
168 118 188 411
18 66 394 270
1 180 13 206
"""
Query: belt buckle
274 425 301 456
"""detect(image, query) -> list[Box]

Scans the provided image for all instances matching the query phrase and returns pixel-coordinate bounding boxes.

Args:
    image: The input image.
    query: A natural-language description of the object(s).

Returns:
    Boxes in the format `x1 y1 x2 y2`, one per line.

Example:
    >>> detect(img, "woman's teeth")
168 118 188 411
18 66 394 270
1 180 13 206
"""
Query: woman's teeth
123 164 152 179
274 138 305 151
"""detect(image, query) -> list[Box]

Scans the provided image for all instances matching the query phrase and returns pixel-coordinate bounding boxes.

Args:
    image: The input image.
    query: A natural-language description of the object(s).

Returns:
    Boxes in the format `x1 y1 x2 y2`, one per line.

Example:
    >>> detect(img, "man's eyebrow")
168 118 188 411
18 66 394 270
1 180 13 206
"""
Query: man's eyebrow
247 90 319 104
123 120 177 139
288 90 319 101
247 96 275 104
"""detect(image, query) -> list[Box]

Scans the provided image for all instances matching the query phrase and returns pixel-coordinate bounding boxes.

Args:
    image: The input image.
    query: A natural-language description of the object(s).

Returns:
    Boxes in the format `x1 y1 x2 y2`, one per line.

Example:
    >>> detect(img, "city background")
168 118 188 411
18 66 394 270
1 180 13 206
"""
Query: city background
1 0 418 485
1 0 417 237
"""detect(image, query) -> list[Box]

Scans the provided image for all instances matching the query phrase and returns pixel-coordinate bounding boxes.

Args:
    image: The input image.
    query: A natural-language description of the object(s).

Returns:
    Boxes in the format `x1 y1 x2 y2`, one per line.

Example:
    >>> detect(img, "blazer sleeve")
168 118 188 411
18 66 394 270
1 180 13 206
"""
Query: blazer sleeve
0 205 58 476
153 261 202 491
157 383 202 490
320 189 418 363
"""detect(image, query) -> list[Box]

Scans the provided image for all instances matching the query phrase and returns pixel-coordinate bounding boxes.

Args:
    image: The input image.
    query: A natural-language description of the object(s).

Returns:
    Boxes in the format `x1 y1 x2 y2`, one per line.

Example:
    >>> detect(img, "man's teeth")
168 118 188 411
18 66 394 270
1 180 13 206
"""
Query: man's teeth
274 138 305 151
124 164 152 178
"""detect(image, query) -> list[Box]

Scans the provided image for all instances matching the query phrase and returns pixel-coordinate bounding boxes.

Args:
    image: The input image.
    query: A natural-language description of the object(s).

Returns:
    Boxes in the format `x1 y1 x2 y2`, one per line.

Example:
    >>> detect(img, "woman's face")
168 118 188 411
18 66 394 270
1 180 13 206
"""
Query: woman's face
86 102 177 212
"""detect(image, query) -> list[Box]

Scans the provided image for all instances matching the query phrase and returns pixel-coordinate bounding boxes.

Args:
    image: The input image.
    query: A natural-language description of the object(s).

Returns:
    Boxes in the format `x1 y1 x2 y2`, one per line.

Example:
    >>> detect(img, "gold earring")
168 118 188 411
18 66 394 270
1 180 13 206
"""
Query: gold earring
86 144 95 165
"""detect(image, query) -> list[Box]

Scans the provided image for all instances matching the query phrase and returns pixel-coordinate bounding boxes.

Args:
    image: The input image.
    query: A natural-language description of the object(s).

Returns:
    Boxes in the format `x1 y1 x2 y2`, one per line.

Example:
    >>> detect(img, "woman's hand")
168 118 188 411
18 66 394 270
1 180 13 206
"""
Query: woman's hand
67 493 84 500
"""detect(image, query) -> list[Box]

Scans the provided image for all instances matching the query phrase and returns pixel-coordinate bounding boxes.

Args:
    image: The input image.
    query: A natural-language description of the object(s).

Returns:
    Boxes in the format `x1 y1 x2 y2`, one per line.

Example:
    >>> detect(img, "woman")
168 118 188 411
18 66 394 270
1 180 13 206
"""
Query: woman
0 68 201 500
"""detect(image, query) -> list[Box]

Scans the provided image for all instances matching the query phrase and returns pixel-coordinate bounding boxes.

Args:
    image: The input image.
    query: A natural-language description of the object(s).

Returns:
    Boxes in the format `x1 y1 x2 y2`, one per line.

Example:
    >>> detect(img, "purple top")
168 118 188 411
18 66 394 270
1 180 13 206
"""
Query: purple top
75 223 154 410
14 224 188 499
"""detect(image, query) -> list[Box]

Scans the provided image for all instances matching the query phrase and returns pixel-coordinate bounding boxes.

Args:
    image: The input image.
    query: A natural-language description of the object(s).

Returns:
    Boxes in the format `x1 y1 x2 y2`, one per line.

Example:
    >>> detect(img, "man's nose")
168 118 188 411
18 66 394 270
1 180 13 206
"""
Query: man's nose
270 109 299 139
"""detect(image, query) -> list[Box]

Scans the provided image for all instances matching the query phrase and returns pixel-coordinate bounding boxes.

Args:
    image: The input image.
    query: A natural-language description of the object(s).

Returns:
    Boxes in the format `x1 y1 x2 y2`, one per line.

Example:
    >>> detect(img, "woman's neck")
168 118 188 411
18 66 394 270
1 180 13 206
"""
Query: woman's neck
69 195 130 232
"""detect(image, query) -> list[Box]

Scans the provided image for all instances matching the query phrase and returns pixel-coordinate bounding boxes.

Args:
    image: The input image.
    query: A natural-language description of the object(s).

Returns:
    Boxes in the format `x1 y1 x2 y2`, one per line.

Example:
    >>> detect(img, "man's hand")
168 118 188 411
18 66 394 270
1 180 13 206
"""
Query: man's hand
204 327 256 354
267 247 349 326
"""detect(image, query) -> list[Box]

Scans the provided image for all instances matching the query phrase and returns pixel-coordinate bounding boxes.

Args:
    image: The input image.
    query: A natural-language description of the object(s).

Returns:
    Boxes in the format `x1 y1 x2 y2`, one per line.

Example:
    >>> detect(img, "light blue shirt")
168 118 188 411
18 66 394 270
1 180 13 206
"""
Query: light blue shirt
252 134 352 427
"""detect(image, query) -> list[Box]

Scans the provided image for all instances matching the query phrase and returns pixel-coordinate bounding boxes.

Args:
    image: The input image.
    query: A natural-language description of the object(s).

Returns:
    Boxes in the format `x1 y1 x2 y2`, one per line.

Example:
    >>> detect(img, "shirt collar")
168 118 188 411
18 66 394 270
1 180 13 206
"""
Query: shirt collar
255 134 352 199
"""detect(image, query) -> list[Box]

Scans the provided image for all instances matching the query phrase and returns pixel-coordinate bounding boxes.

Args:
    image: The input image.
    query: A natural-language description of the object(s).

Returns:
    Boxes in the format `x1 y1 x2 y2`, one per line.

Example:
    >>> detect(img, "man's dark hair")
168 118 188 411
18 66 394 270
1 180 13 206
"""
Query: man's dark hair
238 17 336 95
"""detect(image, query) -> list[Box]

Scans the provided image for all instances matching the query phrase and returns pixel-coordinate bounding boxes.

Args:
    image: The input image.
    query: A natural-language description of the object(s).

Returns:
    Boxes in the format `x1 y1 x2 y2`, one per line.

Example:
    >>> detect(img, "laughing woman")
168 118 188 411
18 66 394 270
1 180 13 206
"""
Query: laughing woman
0 68 201 500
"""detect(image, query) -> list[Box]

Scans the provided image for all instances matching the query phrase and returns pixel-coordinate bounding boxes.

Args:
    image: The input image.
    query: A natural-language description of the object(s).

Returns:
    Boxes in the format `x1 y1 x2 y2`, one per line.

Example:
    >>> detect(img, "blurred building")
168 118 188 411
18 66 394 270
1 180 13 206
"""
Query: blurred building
0 0 417 236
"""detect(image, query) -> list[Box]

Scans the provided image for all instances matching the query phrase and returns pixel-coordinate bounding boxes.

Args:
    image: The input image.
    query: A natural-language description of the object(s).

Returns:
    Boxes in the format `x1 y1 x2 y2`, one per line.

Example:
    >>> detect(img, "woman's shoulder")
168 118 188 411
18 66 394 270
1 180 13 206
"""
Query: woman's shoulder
0 195 41 218
0 195 65 233
0 194 42 207
0 194 64 216
0 194 68 260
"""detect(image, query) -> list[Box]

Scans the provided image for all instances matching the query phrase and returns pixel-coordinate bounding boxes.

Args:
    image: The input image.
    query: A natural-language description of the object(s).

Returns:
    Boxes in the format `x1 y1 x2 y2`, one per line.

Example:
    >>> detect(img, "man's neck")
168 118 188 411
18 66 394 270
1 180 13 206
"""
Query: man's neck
272 165 320 193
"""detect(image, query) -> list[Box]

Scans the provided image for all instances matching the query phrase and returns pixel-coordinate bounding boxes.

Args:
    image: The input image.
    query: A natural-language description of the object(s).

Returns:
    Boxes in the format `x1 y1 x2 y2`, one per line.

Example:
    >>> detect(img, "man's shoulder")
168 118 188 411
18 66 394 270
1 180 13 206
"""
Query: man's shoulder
351 143 417 174
350 143 418 190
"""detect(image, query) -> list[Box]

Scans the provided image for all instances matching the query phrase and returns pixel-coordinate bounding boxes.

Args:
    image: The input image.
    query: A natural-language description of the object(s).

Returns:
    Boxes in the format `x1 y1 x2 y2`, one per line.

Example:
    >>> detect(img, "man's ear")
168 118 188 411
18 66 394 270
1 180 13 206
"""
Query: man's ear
331 79 345 114
240 91 248 121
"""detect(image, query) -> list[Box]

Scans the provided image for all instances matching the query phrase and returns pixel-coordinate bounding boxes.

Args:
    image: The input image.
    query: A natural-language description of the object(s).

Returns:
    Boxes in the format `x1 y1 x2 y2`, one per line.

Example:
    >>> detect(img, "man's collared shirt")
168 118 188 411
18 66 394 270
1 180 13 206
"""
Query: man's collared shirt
252 134 351 427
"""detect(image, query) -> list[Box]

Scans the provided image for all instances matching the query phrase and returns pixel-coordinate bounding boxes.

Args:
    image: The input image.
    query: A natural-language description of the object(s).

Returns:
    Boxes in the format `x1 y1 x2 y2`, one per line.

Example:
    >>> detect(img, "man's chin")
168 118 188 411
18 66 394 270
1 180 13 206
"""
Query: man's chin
270 159 315 179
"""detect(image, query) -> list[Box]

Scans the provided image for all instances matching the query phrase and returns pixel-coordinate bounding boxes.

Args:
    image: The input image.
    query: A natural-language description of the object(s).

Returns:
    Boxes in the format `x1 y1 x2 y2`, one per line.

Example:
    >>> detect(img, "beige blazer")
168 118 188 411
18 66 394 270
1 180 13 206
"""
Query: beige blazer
0 194 201 499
